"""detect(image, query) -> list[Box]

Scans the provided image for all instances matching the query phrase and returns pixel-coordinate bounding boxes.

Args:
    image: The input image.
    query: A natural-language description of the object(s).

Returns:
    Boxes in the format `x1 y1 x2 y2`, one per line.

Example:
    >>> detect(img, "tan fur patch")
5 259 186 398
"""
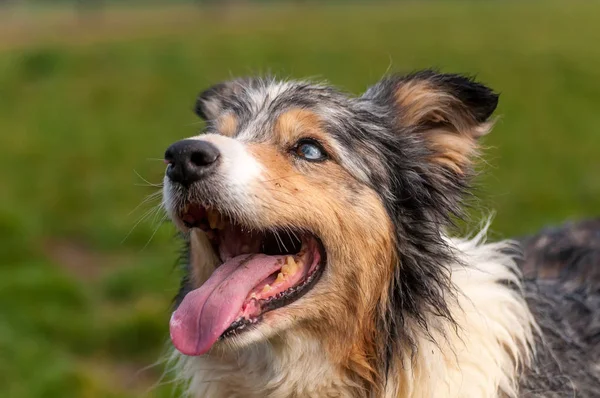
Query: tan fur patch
393 80 492 174
274 108 332 148
215 112 238 137
394 80 454 127
427 130 477 174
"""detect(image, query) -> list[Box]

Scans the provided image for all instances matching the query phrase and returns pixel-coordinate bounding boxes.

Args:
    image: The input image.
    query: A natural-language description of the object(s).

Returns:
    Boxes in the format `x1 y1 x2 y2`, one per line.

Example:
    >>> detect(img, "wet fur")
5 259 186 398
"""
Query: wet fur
164 72 600 397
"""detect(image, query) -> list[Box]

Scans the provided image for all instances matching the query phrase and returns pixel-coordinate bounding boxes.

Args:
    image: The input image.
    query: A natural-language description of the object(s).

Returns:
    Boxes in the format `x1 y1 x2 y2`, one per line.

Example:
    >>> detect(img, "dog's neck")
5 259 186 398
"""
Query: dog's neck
175 235 535 398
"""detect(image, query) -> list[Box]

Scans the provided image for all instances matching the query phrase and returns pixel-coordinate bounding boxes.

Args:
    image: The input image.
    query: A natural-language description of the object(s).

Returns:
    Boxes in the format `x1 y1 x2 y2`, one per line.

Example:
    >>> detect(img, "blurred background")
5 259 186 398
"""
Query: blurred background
0 0 598 397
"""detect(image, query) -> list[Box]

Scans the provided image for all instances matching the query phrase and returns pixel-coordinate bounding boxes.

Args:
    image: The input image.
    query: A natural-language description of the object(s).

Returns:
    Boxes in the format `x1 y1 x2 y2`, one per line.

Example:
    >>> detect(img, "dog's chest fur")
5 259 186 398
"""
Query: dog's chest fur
178 336 360 398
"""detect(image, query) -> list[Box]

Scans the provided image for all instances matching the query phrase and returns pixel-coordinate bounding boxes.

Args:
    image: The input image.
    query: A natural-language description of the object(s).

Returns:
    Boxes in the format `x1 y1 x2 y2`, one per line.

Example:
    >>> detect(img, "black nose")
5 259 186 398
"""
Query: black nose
164 139 220 185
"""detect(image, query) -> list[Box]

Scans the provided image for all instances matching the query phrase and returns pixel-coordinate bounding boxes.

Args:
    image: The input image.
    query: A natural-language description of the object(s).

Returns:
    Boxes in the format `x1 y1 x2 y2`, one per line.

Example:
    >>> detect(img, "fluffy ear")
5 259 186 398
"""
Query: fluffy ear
362 70 499 174
194 79 248 120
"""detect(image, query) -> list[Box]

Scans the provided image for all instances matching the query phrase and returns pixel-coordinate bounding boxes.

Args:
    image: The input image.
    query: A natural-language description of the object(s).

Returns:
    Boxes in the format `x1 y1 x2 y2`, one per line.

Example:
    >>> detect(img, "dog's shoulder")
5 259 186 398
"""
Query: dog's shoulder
517 218 600 287
516 218 600 397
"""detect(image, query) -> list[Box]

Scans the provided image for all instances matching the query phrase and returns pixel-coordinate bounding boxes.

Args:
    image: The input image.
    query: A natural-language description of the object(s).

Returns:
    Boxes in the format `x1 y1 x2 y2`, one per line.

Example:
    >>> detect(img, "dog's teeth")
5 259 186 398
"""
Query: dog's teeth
275 272 286 284
281 256 298 276
262 284 272 293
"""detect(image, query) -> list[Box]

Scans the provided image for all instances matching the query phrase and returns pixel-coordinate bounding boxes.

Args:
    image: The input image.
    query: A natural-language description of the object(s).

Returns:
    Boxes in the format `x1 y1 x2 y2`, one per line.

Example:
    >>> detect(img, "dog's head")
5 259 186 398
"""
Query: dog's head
163 71 498 379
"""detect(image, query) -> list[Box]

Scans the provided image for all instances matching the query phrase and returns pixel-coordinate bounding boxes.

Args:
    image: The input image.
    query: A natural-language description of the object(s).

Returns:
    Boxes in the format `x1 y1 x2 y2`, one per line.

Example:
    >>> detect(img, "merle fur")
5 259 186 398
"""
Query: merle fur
516 219 600 396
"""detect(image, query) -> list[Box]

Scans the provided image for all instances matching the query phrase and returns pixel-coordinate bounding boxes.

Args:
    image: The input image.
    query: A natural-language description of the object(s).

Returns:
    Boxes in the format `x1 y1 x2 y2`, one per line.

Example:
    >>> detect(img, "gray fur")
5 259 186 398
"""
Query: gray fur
518 219 600 396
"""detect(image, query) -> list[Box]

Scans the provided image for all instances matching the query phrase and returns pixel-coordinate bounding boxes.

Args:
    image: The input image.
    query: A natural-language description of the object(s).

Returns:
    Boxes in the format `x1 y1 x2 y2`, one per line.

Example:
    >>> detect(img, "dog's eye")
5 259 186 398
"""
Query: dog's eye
293 140 327 162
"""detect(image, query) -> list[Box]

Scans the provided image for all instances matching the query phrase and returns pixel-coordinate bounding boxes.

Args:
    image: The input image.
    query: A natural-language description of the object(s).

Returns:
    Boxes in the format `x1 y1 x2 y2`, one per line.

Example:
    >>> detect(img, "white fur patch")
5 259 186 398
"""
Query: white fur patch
171 334 356 398
193 134 263 189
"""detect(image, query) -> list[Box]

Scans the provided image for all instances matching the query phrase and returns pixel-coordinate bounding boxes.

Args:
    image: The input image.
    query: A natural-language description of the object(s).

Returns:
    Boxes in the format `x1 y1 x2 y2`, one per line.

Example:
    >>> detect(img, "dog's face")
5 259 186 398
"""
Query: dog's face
163 73 498 363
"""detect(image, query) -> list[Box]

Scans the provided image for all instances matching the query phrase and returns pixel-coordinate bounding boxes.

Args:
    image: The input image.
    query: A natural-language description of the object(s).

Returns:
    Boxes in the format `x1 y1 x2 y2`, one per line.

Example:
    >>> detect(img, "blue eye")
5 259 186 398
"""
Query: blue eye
294 140 327 161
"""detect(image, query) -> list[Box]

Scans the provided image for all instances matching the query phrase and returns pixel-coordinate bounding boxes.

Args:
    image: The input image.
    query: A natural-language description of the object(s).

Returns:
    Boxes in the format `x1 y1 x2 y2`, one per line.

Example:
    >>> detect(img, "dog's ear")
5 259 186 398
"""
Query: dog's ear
194 79 248 121
362 70 499 174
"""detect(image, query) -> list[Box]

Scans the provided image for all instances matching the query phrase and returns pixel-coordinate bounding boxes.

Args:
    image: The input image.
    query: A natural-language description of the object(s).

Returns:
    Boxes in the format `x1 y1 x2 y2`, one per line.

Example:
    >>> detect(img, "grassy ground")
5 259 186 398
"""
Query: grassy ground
1 2 599 397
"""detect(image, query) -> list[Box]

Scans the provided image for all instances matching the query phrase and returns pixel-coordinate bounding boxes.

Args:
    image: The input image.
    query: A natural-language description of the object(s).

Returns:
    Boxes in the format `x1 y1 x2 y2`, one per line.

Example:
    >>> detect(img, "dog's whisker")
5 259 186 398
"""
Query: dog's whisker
140 210 168 252
128 190 163 216
268 230 285 253
121 205 161 244
133 169 163 187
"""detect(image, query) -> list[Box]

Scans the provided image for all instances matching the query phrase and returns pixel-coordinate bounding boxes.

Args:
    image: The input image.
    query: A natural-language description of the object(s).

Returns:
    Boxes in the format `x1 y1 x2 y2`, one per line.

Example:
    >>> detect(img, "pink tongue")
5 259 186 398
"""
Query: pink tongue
170 253 286 356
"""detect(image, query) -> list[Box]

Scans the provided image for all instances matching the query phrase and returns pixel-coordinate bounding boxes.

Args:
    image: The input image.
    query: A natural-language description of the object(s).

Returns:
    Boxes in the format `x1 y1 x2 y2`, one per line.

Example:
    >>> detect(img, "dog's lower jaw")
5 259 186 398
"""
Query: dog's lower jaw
173 233 535 398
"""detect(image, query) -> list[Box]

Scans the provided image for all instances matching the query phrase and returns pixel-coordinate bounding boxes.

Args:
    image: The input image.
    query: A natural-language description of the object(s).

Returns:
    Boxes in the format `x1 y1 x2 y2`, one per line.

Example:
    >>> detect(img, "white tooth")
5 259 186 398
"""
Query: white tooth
281 256 298 275
275 272 286 284
250 292 257 299
262 284 271 293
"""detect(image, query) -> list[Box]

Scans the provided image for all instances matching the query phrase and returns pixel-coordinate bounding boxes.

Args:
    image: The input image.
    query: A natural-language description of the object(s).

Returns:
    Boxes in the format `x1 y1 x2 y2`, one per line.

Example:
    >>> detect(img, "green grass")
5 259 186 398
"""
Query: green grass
1 2 599 396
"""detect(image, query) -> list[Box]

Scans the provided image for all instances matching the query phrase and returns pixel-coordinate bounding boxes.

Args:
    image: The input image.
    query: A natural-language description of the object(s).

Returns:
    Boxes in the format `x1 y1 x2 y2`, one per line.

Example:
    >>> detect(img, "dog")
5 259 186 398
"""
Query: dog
161 71 600 397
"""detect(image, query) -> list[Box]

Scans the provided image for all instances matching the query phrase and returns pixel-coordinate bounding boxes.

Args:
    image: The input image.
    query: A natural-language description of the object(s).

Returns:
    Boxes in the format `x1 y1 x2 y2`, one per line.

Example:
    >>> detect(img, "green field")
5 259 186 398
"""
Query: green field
1 2 599 397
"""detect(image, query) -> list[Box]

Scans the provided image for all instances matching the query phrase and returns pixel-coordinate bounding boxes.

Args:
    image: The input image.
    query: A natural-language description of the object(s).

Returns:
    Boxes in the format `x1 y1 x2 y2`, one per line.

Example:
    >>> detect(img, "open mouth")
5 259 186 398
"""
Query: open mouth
169 204 326 356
